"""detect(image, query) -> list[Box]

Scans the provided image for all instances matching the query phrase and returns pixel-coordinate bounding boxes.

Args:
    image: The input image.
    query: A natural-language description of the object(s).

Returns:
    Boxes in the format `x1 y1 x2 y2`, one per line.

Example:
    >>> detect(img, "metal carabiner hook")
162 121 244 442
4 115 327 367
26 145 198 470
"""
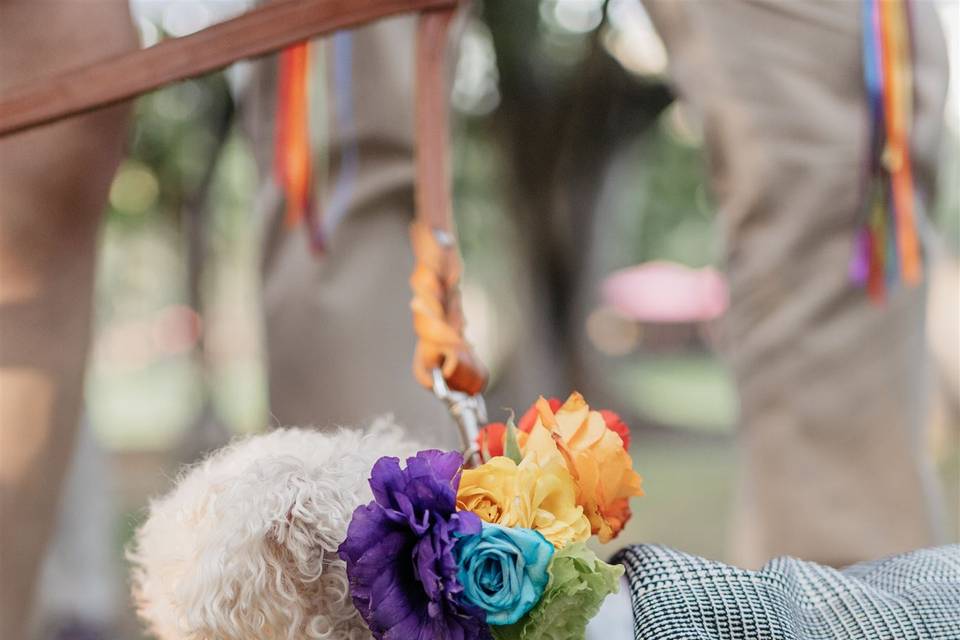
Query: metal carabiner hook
432 368 487 467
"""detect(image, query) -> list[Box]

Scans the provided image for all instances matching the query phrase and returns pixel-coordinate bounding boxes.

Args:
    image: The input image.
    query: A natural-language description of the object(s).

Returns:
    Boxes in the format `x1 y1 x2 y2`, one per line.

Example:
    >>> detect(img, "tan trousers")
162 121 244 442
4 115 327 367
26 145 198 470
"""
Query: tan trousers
643 0 949 567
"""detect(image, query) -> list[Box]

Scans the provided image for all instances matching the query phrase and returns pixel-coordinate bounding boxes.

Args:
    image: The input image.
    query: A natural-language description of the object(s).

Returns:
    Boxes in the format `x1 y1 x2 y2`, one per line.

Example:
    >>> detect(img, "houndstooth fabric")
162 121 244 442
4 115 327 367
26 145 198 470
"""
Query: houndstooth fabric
612 544 960 639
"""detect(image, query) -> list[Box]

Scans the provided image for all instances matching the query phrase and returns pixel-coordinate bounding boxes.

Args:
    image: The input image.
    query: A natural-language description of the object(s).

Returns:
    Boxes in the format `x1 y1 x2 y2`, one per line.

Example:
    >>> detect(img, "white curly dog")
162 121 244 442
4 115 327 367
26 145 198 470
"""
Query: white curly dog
129 421 419 640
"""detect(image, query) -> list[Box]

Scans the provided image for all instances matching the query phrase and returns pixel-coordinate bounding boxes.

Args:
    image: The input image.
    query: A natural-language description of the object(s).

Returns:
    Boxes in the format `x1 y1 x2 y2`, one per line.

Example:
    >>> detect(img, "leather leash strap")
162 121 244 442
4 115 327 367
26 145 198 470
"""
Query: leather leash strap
0 0 455 136
411 9 488 396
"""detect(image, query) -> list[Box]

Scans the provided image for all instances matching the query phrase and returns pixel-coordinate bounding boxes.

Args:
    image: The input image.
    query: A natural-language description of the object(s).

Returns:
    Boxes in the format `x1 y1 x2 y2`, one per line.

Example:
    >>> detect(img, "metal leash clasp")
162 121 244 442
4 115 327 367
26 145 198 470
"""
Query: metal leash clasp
432 368 486 468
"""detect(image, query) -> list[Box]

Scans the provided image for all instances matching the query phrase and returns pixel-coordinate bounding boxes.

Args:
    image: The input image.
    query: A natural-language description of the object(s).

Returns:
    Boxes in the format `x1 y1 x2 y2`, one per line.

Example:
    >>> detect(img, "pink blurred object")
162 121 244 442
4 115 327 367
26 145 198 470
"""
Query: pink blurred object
602 261 729 323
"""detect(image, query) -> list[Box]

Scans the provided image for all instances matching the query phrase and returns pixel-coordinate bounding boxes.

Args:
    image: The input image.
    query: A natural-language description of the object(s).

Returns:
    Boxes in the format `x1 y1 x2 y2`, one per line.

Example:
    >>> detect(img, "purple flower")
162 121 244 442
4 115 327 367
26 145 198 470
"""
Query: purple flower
338 450 490 640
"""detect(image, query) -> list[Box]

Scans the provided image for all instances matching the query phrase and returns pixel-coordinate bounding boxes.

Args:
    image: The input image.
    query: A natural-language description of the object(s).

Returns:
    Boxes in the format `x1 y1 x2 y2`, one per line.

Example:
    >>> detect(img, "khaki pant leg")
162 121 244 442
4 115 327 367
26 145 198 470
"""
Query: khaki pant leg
244 17 458 447
644 0 948 566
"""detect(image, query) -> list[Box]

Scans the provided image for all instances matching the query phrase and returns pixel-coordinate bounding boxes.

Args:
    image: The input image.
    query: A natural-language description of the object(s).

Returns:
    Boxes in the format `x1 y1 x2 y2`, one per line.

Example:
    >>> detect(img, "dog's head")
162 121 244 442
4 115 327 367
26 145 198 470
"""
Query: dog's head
129 421 419 640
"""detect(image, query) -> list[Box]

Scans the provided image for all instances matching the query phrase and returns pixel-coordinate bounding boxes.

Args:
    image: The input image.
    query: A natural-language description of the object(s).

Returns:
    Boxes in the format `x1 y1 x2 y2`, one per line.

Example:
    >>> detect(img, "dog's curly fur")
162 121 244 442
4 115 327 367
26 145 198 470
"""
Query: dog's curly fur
129 421 420 640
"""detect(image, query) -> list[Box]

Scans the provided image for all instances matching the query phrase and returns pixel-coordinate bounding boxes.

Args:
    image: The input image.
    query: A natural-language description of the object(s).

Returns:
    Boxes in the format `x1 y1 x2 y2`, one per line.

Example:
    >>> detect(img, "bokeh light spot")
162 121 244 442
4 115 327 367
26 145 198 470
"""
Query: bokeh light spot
109 160 160 215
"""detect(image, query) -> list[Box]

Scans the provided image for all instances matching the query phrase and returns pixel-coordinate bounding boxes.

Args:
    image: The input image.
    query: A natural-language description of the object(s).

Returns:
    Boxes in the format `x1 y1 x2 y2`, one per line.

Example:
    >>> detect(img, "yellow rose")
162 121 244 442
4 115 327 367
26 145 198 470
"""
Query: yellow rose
457 455 591 549
522 392 644 543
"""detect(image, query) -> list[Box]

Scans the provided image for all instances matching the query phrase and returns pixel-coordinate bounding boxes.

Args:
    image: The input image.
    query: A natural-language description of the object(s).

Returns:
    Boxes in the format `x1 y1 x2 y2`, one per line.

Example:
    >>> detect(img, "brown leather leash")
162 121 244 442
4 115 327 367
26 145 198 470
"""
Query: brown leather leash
0 0 488 457
412 8 487 389
412 9 488 462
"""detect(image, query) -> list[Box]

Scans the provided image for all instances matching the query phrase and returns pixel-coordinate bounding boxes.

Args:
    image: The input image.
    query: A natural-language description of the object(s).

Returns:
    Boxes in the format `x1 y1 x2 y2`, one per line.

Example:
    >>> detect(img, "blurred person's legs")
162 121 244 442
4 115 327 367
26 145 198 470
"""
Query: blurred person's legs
0 2 135 634
643 0 948 566
35 420 118 639
243 18 457 445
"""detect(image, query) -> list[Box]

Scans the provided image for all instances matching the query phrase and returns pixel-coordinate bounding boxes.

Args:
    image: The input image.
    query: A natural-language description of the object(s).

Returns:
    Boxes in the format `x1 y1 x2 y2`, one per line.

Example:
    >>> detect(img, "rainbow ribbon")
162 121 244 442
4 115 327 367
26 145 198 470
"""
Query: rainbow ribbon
852 0 923 302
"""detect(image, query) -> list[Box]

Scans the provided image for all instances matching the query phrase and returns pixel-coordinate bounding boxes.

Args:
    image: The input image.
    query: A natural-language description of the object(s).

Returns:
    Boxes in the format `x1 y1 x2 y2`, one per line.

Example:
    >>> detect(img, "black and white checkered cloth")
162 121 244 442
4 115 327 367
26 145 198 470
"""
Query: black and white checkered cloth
613 544 960 639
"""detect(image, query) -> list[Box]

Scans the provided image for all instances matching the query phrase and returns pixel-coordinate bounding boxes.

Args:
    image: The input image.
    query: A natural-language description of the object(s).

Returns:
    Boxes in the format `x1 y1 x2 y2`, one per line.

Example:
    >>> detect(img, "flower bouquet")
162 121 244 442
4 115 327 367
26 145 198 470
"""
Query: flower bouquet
339 392 644 639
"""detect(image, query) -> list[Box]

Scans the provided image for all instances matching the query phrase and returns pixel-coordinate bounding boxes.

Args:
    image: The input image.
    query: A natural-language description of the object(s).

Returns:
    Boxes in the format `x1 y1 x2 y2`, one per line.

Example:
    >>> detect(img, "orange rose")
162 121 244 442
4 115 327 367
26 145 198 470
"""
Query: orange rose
599 409 631 450
521 393 643 543
517 397 562 432
479 398 631 460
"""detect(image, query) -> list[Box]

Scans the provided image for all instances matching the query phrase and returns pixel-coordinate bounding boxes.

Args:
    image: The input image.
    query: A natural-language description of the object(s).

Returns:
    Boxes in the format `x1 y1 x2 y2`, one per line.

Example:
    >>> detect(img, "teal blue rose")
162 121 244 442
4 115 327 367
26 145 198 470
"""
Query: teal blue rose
455 523 554 625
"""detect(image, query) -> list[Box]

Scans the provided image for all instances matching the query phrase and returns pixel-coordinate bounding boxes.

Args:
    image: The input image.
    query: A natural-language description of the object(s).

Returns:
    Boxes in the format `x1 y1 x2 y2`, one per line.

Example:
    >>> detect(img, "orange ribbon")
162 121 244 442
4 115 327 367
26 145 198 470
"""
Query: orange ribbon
878 0 922 285
275 42 313 228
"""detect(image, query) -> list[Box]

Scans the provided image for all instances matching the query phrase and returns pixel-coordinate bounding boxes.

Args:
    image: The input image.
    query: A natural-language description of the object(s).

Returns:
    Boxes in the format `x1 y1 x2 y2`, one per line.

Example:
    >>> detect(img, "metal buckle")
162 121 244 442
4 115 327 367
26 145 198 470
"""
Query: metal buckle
432 368 486 467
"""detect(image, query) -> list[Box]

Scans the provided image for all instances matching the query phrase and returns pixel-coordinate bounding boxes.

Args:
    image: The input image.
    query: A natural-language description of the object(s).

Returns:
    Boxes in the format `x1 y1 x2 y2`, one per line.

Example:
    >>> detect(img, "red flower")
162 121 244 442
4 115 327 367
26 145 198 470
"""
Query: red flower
476 422 507 458
477 398 631 458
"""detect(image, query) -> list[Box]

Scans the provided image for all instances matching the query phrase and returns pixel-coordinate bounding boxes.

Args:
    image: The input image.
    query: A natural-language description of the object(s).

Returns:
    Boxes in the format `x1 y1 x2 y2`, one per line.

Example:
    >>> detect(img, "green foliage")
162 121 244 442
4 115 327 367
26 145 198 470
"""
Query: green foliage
107 75 231 227
503 415 523 464
604 106 717 272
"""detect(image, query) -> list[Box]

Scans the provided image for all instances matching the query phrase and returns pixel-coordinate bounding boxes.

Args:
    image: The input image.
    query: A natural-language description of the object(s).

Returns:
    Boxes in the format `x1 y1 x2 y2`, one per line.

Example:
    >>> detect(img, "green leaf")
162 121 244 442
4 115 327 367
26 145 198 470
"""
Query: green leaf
504 413 523 465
